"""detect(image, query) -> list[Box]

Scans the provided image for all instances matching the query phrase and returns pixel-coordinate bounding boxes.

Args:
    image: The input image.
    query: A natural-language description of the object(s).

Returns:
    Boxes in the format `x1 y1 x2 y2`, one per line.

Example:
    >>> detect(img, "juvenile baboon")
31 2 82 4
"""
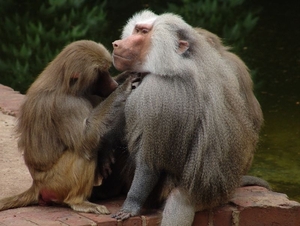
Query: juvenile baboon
111 10 264 225
0 40 138 214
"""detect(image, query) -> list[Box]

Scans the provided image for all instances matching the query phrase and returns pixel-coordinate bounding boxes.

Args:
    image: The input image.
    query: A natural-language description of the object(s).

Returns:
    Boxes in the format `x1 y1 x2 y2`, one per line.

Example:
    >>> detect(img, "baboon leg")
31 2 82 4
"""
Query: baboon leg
70 201 110 214
39 151 110 214
161 188 195 226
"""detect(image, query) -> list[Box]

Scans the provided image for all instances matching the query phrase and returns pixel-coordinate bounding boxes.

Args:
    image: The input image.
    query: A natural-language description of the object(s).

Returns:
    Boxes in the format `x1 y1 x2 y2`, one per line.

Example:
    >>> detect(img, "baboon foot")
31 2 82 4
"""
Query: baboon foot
112 210 133 220
70 201 110 214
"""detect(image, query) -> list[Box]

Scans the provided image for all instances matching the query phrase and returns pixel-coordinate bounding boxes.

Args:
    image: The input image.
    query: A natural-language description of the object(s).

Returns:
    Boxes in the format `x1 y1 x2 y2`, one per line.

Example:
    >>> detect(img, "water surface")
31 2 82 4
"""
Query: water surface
247 0 300 201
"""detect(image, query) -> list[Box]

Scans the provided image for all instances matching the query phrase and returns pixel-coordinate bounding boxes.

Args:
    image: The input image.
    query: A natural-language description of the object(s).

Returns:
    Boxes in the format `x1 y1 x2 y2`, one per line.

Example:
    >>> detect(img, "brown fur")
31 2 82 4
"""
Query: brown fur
0 40 136 213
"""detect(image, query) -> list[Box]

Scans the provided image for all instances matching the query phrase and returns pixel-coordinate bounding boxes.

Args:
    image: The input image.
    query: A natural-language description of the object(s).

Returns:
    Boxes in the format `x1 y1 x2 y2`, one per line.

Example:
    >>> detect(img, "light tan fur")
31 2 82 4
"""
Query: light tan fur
0 40 136 214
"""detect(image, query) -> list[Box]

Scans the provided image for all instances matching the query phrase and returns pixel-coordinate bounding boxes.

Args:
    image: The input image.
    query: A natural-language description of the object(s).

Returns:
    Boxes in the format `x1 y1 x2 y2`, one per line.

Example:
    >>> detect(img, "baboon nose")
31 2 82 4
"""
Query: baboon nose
112 41 119 48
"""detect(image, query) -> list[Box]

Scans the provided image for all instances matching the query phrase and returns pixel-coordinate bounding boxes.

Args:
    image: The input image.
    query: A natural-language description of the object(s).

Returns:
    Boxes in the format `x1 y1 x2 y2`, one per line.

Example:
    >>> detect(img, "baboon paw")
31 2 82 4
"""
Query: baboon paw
120 73 142 92
131 76 141 90
70 202 110 214
118 78 135 94
95 205 110 214
111 210 133 220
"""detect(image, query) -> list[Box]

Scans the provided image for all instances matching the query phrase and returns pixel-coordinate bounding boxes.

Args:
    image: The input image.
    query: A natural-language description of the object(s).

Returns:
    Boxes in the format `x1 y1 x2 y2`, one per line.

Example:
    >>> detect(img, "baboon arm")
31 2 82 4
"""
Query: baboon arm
52 97 90 145
80 79 133 159
113 71 136 84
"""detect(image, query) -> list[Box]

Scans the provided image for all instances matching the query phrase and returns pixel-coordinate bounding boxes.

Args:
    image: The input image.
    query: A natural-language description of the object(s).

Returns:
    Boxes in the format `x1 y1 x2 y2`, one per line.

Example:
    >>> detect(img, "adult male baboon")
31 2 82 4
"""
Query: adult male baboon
0 40 138 214
111 10 264 225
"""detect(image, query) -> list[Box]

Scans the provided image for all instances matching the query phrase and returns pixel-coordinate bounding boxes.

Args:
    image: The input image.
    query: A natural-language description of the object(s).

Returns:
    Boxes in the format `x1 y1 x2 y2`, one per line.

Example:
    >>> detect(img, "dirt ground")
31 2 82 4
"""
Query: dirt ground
0 112 32 199
0 84 31 199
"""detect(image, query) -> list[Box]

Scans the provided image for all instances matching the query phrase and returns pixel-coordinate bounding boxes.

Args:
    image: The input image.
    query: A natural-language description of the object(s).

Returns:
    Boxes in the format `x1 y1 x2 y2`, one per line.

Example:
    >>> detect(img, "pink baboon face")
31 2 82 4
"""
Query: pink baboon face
112 23 153 71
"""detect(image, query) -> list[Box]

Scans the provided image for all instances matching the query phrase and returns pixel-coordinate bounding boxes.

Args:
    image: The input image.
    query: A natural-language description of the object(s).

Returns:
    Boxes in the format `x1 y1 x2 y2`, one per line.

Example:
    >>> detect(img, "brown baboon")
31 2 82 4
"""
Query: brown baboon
111 10 264 225
0 40 138 214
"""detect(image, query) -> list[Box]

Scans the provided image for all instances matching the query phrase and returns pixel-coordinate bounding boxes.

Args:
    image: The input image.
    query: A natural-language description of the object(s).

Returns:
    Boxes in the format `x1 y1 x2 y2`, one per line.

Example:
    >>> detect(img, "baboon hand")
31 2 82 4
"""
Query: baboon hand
118 74 139 93
112 210 134 220
131 74 142 90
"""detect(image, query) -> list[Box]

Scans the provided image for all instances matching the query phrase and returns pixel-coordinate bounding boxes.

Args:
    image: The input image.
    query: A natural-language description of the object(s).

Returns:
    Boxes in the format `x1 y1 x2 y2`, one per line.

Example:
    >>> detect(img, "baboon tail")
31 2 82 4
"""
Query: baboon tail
161 188 195 226
0 185 39 211
241 175 271 190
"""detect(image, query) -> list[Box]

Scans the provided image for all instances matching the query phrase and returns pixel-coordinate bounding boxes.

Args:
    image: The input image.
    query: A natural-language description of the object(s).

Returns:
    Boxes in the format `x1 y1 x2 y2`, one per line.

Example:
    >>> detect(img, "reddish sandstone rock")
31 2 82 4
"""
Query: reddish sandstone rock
0 84 24 116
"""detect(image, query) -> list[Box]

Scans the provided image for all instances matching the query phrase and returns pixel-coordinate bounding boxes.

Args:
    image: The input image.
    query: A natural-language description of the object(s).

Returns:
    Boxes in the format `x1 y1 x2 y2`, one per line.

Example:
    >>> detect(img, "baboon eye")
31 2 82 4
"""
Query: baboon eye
69 77 78 86
141 29 149 34
135 28 139 33
135 27 149 34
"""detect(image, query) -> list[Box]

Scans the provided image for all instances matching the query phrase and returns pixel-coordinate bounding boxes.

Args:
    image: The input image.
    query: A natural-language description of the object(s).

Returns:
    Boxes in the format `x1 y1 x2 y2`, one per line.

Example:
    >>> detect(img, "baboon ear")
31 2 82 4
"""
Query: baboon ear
177 40 189 54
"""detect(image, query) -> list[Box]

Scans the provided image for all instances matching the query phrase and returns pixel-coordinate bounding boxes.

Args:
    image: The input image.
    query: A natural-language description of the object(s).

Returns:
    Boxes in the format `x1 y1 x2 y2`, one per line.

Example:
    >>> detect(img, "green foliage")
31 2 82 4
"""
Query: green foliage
0 0 107 93
166 0 259 52
0 0 259 93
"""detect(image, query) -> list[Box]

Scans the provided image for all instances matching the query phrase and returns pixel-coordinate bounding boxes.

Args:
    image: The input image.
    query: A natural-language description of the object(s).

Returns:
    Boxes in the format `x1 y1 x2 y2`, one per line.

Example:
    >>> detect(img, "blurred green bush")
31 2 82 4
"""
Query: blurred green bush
0 0 259 93
0 0 108 93
165 0 259 51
